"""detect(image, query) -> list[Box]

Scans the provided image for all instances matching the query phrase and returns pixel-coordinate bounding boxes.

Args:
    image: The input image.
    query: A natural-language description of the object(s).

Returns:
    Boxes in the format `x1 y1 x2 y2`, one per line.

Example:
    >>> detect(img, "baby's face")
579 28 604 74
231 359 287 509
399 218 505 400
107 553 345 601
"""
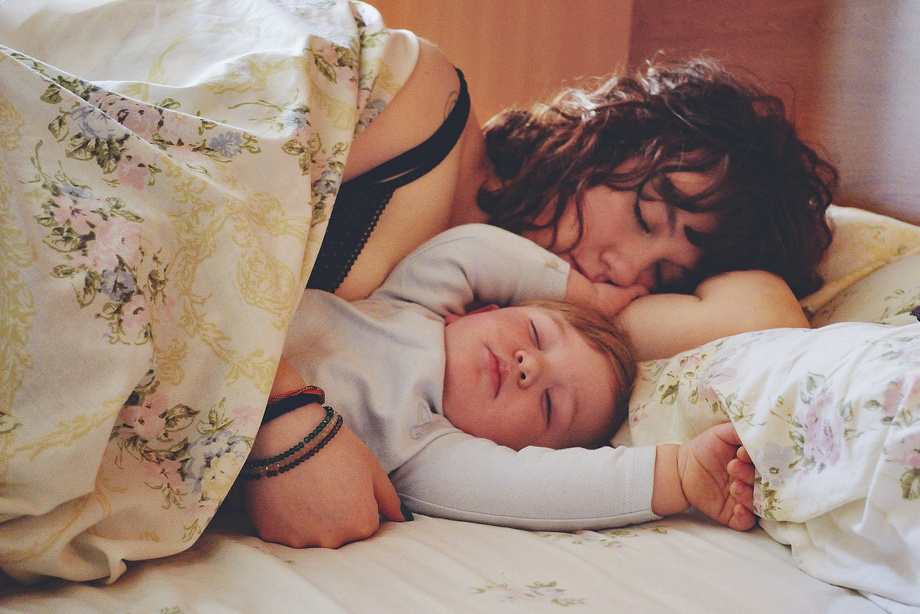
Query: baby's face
442 305 617 450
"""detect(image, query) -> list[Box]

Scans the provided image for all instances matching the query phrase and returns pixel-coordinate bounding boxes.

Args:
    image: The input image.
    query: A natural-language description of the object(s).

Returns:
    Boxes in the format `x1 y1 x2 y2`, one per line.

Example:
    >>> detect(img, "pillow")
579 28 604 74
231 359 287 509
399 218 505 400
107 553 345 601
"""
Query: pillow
801 206 920 321
809 253 920 327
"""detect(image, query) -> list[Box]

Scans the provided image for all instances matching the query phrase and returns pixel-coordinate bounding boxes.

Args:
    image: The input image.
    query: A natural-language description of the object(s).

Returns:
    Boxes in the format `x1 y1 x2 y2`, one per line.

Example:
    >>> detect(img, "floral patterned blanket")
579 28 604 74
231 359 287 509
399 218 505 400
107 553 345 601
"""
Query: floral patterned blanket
613 206 920 606
618 320 920 606
0 0 415 584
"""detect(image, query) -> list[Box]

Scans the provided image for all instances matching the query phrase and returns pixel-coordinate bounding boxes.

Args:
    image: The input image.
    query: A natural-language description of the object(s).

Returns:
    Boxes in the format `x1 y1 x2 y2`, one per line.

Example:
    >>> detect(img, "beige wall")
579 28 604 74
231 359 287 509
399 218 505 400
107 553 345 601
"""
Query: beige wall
628 0 920 224
370 0 634 124
370 0 920 224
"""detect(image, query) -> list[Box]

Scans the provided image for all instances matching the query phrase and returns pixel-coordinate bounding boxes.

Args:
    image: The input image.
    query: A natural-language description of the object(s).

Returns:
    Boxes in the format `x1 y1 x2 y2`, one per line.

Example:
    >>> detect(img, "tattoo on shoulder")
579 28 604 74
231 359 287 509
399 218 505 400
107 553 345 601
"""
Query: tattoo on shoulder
444 90 459 119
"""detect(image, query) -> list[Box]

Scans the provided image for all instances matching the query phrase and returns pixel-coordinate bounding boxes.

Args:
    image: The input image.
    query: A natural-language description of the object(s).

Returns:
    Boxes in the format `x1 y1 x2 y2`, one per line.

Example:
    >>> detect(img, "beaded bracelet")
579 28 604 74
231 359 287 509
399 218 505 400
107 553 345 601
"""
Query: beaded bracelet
262 386 325 425
241 407 342 480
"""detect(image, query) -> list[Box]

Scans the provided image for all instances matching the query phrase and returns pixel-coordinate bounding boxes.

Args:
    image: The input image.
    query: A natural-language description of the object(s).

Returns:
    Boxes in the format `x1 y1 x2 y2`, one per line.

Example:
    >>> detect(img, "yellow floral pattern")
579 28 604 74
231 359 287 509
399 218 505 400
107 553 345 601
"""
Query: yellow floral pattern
0 0 418 584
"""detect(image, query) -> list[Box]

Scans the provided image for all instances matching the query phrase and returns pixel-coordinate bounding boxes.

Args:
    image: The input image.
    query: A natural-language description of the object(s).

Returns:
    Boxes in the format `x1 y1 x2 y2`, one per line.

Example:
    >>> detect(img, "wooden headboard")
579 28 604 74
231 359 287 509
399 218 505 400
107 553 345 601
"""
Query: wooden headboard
626 0 920 225
373 0 920 225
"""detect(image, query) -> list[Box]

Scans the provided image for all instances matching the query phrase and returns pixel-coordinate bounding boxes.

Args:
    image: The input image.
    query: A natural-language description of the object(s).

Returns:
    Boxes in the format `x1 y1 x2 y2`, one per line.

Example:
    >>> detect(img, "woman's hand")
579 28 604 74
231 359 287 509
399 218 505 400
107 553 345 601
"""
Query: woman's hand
243 402 407 548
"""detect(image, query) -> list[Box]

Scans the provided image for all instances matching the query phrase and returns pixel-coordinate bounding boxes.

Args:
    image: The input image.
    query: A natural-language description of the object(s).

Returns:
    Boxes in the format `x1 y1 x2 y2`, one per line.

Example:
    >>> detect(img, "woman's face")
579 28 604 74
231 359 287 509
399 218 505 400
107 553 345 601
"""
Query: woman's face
522 172 720 292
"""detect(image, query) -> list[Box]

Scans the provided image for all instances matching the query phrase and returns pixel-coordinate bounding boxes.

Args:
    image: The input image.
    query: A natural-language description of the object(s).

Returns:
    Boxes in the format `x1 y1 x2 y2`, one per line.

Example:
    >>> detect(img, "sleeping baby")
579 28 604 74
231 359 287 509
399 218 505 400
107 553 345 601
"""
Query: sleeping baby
244 224 758 544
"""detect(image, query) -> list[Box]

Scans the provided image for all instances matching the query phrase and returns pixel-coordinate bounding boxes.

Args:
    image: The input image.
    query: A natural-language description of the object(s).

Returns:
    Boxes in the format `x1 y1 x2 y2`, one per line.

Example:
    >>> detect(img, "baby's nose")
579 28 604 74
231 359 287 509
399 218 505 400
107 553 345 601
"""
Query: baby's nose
515 350 538 386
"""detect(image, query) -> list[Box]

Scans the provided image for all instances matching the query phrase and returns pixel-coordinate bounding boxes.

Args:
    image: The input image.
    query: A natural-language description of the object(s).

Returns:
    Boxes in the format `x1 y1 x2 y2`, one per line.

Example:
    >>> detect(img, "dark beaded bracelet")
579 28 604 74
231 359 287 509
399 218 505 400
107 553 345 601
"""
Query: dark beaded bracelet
241 410 343 480
246 405 335 469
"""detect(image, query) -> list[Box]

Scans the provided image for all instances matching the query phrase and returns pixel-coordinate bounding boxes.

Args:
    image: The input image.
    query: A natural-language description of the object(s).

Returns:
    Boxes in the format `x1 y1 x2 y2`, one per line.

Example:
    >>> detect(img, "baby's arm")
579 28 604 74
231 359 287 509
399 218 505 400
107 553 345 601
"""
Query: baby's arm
391 433 660 531
616 270 809 361
653 422 756 531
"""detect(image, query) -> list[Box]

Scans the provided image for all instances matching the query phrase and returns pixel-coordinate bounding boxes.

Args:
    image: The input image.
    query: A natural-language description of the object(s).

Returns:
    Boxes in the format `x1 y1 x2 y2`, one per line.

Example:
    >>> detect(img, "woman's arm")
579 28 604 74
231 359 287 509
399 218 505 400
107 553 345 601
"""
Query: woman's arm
615 270 810 361
243 358 407 548
334 39 490 301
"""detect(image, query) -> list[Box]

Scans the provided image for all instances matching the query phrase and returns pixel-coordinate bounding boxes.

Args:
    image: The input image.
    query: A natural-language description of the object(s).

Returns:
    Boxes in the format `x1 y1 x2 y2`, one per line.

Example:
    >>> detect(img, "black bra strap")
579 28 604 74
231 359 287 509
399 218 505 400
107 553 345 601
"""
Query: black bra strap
306 68 471 293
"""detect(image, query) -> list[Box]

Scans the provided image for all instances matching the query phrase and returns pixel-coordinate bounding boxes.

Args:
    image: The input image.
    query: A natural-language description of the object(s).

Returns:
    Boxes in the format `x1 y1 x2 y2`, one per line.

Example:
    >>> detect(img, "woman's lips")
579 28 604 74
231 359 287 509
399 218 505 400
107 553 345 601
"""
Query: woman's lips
488 349 508 397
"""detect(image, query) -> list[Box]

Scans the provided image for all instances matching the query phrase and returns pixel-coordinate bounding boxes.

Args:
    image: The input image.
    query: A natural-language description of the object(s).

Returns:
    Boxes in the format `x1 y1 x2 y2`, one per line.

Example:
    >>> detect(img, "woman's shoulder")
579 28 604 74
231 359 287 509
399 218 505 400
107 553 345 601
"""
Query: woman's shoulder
344 38 463 181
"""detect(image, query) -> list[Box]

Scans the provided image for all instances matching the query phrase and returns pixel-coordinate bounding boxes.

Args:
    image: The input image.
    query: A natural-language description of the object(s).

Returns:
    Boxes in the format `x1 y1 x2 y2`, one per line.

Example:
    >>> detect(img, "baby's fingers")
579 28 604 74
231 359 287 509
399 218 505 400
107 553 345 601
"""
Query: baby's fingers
737 445 752 464
730 478 756 515
727 457 755 487
727 502 757 532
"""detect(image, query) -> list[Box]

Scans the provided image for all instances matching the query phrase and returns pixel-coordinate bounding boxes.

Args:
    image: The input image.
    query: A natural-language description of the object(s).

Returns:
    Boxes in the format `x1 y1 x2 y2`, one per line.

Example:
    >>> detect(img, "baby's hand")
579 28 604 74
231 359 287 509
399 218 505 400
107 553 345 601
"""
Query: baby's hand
592 282 649 315
678 422 757 531
565 268 648 315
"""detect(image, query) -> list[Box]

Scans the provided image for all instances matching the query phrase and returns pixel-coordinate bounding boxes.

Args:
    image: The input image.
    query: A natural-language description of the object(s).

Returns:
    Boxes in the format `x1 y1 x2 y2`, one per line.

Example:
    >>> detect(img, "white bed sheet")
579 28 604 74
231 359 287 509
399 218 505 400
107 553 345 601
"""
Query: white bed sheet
1 507 885 614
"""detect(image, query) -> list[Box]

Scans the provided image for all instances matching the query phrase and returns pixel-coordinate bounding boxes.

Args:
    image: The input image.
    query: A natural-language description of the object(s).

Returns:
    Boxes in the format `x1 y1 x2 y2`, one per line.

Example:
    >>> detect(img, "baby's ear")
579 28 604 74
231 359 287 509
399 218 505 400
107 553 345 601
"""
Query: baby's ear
444 303 500 325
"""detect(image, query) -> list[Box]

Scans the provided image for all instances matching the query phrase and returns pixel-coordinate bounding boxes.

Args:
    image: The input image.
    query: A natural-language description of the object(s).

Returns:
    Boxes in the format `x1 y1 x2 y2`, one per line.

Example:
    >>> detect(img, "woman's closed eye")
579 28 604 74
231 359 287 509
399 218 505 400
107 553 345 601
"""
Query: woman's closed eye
633 191 651 234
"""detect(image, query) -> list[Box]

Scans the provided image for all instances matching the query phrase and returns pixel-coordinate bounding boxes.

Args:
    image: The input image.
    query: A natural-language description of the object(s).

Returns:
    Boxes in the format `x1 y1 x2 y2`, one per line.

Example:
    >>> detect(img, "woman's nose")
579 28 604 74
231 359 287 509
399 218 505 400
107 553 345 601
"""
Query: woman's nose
600 250 657 290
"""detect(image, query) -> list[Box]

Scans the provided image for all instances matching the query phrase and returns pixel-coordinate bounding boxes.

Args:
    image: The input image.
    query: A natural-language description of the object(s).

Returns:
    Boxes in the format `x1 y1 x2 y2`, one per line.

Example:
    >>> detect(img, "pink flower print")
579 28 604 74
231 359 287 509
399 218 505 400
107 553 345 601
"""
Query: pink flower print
882 377 920 421
52 202 104 236
233 405 261 434
159 111 201 145
90 215 142 270
91 92 160 138
187 497 220 521
801 393 841 467
144 457 184 490
698 383 720 408
117 393 168 441
321 45 339 69
698 364 737 407
115 158 151 191
120 292 149 332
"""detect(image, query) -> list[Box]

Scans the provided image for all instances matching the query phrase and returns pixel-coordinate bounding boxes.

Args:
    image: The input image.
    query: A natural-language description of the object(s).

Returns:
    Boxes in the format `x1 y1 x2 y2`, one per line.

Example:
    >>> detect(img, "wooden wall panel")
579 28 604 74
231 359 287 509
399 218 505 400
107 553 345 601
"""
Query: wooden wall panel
369 0 633 124
628 0 920 225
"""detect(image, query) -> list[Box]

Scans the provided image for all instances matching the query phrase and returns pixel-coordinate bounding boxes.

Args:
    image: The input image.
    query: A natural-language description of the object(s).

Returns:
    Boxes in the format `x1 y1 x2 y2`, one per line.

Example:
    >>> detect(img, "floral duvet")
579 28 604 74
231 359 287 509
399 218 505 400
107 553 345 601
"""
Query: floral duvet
0 0 415 584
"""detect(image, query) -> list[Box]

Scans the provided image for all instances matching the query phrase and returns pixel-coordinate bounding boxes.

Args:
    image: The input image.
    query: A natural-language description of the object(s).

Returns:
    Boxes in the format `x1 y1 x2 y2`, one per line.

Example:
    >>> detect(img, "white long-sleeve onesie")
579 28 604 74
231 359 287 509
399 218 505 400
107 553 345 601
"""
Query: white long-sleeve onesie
283 224 658 531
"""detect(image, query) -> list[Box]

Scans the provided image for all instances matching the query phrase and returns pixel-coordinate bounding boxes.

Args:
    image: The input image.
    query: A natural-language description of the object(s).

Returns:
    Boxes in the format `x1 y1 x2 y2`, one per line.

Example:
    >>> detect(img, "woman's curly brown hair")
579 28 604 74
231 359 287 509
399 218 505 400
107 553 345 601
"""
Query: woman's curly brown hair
478 58 838 297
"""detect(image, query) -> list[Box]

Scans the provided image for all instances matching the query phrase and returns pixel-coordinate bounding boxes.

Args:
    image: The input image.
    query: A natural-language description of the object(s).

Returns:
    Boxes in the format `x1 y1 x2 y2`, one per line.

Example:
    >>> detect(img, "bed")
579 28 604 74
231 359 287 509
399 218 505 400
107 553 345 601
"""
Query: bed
2 1 920 612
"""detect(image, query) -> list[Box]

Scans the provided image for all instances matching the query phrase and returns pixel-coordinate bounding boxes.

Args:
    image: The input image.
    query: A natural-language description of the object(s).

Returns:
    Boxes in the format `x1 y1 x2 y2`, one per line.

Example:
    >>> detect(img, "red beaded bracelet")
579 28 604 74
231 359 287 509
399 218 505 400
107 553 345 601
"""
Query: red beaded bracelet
262 386 325 425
